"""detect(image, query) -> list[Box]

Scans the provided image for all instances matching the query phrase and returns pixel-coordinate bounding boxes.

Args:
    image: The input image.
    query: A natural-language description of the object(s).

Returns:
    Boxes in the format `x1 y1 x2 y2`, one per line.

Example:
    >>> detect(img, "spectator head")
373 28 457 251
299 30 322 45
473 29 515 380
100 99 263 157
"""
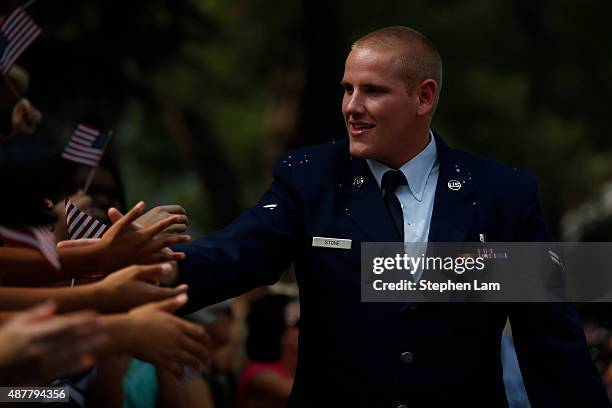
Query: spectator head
67 154 127 222
0 138 63 226
246 294 299 362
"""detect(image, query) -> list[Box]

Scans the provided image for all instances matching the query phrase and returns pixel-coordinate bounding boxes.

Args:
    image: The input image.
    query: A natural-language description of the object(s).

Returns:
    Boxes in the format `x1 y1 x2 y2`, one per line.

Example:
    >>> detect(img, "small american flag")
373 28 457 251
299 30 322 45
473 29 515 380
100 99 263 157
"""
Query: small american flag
65 199 108 240
61 124 109 167
0 224 60 270
0 8 41 75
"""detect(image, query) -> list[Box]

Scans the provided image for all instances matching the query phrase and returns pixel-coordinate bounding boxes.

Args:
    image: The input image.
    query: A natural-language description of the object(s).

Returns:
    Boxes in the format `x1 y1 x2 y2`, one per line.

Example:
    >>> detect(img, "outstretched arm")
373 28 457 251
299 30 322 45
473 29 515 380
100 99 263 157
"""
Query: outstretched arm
174 156 302 313
0 302 108 386
0 264 188 314
0 201 191 286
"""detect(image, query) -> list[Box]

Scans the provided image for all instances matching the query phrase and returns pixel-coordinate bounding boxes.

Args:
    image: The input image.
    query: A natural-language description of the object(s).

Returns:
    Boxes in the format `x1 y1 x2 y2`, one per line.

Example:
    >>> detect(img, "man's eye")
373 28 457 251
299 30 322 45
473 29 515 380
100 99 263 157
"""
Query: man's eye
366 87 383 94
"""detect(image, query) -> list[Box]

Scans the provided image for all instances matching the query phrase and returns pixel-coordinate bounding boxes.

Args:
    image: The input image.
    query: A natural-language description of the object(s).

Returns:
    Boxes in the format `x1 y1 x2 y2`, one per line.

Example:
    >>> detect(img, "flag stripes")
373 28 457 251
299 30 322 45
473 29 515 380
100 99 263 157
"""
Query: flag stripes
61 124 108 167
65 199 108 240
0 224 60 270
0 8 41 74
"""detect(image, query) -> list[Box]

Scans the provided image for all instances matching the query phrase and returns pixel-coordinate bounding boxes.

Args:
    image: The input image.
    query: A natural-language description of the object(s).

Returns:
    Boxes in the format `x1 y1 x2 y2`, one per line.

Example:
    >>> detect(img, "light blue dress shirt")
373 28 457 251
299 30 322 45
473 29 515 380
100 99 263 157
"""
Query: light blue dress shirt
367 130 439 243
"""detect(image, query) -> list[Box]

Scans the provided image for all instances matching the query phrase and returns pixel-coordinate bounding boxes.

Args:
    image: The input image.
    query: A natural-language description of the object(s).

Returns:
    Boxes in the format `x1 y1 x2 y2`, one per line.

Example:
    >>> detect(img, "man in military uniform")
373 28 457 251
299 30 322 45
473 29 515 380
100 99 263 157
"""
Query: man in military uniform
175 27 608 407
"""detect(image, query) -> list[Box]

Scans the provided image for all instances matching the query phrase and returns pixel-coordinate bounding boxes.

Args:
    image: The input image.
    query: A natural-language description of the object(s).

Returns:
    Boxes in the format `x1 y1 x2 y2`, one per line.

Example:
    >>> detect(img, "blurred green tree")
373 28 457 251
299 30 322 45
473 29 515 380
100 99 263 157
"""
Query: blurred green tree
3 0 610 237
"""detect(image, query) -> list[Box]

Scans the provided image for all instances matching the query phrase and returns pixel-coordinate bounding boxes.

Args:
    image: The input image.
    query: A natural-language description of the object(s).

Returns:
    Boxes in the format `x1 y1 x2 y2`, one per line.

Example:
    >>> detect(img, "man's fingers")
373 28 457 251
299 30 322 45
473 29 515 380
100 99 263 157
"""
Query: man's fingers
162 223 189 234
163 215 188 231
144 215 186 238
159 205 187 215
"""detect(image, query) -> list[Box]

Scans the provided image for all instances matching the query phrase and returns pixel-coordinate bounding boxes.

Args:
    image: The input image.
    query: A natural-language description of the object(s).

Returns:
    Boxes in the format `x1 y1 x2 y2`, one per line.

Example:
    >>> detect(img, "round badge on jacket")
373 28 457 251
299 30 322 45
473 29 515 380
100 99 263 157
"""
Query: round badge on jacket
448 180 462 191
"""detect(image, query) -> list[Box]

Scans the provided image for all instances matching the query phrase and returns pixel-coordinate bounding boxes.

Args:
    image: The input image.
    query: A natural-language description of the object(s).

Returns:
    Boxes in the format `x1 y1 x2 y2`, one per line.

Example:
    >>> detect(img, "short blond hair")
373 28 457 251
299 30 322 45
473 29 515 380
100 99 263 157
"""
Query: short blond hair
352 26 443 102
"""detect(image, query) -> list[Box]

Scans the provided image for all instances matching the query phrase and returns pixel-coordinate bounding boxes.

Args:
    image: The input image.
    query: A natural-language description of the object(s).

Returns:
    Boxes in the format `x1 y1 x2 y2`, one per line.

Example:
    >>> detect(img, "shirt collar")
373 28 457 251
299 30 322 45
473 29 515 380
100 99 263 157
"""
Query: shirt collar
367 130 438 202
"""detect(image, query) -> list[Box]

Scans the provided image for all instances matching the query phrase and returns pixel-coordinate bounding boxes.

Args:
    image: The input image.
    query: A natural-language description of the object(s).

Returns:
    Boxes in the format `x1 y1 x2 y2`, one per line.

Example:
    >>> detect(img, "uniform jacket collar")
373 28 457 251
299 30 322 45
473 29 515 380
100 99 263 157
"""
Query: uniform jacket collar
339 132 477 242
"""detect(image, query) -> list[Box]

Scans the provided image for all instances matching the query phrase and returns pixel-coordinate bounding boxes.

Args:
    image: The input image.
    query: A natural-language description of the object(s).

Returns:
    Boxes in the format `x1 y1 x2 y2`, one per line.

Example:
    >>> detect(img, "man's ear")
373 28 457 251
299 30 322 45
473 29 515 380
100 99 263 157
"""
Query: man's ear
416 79 438 117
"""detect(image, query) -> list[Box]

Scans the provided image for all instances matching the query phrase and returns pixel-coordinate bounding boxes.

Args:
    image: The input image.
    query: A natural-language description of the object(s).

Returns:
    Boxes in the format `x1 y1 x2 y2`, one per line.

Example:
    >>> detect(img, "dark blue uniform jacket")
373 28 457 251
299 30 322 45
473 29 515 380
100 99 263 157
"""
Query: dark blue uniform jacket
177 135 608 408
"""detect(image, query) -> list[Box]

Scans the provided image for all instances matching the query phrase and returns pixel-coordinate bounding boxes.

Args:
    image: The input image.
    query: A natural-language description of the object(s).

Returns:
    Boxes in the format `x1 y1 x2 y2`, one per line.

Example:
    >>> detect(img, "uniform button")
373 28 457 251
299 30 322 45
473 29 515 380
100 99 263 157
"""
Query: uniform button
400 351 414 364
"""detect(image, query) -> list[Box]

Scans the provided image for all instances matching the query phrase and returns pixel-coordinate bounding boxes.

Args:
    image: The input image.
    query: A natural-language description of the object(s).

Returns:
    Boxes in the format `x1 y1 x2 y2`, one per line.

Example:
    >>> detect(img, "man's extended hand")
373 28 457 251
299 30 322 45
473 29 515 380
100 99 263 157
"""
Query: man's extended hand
98 201 191 271
107 204 188 285
132 205 189 234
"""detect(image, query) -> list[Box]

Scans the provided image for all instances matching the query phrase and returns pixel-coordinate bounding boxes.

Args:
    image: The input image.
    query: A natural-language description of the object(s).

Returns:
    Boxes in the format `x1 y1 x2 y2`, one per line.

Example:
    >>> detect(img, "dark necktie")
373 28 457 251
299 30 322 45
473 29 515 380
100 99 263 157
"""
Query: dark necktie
382 170 407 241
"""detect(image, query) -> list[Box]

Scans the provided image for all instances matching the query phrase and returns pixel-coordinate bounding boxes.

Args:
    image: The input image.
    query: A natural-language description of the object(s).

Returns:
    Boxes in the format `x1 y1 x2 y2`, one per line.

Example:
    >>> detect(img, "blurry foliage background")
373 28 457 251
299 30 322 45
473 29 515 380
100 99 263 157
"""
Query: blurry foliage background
5 0 612 238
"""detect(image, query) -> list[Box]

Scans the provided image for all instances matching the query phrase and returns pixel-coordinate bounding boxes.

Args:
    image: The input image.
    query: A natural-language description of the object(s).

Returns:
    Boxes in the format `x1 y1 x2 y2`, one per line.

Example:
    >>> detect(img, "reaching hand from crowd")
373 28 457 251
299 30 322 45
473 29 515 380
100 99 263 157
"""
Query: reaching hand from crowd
107 203 189 285
91 263 188 313
0 264 187 321
0 302 108 386
105 294 212 380
99 202 191 268
57 201 191 277
10 98 42 137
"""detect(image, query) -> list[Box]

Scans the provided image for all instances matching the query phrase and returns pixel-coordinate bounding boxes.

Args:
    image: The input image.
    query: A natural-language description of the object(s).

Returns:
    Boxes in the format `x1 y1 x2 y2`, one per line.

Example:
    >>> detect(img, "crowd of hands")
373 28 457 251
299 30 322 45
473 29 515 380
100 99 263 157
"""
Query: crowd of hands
0 193 211 387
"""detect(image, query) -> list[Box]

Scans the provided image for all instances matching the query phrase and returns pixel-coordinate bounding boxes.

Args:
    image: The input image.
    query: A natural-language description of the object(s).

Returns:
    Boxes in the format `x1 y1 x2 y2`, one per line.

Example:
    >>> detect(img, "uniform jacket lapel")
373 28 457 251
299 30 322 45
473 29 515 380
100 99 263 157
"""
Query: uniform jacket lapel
428 133 477 242
339 152 402 243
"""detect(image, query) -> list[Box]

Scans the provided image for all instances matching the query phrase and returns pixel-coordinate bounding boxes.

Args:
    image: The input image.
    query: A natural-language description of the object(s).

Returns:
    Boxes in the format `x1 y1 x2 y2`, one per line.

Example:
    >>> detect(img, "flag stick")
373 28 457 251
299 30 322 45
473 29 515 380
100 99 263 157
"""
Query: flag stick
22 0 39 10
83 129 114 193
3 74 22 100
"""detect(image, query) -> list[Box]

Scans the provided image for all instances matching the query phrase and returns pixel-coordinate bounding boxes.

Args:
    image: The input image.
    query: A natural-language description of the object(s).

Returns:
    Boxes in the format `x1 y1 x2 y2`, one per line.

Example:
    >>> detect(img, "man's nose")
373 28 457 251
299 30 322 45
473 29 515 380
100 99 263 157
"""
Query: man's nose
343 92 365 116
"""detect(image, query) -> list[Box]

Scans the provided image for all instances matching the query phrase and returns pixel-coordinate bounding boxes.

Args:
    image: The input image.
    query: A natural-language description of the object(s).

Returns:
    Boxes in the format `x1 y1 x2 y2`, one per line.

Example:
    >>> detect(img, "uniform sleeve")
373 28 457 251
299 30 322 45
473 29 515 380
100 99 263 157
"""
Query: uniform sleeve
174 156 302 313
508 178 609 407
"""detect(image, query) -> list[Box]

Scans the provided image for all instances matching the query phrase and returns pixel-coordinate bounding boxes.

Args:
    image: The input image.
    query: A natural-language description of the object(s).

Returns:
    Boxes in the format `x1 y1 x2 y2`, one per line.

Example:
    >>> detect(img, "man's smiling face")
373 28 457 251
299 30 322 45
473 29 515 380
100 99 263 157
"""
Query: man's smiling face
341 46 420 169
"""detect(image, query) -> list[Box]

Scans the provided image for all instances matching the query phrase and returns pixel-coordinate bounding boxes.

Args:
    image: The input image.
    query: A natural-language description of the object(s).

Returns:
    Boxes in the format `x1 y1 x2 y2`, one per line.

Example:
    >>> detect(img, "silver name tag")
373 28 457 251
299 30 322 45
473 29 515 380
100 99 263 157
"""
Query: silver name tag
312 236 352 249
